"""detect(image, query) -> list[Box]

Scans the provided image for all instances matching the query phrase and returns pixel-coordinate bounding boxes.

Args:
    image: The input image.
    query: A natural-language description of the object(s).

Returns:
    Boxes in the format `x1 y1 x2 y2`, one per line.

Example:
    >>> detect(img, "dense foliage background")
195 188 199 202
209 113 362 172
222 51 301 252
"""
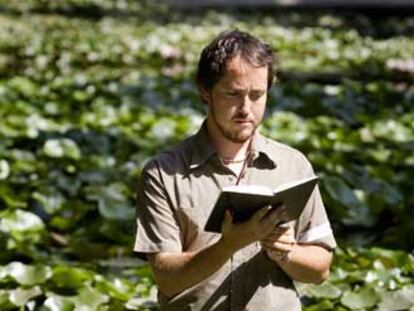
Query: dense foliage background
0 1 413 310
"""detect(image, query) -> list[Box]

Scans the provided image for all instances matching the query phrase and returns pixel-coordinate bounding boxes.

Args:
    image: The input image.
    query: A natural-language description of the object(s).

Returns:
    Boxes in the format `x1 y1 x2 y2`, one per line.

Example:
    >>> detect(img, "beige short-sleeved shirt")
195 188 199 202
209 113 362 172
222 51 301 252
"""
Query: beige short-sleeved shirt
134 122 336 311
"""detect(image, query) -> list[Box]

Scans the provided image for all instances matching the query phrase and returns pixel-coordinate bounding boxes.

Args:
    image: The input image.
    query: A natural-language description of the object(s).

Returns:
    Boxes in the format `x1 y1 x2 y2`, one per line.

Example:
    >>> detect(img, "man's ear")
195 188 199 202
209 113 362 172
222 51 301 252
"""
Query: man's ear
199 86 211 105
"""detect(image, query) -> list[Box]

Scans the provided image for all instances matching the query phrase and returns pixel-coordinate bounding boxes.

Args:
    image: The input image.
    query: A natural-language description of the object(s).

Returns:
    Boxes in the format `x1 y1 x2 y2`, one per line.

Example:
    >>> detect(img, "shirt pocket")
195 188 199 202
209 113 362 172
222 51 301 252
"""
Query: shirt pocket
178 205 204 230
178 205 221 252
177 205 204 250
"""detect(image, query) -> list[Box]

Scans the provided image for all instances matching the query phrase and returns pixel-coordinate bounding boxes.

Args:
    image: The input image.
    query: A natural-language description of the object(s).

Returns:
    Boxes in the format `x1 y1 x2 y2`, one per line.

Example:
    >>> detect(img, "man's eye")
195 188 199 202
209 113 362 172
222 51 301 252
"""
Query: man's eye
226 91 239 97
250 92 264 101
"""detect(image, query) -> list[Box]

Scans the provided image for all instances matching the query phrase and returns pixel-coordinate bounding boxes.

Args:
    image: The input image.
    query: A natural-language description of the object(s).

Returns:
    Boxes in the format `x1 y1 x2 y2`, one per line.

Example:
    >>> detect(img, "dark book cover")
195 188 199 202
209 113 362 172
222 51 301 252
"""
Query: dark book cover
204 176 319 233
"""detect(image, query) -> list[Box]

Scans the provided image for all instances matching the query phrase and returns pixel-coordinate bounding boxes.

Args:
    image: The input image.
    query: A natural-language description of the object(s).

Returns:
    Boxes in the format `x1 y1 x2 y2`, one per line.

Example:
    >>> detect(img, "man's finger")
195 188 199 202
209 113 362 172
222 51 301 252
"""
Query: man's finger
265 227 289 237
221 210 233 231
260 207 285 230
262 241 294 252
251 205 273 223
261 237 296 246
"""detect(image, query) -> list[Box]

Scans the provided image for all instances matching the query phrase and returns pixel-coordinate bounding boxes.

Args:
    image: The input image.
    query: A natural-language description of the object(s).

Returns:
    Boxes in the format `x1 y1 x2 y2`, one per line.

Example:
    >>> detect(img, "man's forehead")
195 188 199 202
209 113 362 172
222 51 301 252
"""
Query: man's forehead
220 71 268 90
217 56 268 88
224 55 267 74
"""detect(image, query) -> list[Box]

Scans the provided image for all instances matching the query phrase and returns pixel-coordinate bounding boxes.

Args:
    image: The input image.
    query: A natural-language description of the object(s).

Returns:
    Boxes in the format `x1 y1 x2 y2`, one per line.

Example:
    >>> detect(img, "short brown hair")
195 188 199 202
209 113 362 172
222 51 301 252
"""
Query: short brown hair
196 29 276 92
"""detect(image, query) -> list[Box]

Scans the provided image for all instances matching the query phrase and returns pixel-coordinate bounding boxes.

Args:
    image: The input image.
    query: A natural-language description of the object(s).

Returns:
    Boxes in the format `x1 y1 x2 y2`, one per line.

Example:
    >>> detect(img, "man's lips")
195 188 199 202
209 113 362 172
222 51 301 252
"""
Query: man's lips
233 119 253 124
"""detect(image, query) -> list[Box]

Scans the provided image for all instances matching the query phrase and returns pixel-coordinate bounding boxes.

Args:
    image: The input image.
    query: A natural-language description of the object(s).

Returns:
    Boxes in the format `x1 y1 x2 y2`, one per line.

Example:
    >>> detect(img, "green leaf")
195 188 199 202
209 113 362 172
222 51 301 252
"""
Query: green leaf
9 286 42 307
323 175 374 226
6 262 52 286
43 138 81 160
148 118 176 141
0 267 7 280
0 184 27 209
303 299 334 311
0 210 44 232
88 183 134 220
0 290 14 310
72 286 109 309
94 275 134 301
324 175 359 207
51 266 94 289
33 191 66 214
302 282 342 299
0 160 10 180
43 295 75 311
340 287 379 309
378 285 414 311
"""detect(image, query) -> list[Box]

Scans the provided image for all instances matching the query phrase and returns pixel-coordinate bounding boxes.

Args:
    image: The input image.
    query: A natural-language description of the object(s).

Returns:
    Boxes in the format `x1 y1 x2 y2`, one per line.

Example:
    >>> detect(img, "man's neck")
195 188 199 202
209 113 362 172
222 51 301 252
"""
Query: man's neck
206 117 252 161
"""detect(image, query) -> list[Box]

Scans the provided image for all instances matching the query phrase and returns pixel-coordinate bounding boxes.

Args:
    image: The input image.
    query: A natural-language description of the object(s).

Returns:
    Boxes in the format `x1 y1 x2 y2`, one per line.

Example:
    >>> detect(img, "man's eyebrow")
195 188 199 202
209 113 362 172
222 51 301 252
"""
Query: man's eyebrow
225 86 266 92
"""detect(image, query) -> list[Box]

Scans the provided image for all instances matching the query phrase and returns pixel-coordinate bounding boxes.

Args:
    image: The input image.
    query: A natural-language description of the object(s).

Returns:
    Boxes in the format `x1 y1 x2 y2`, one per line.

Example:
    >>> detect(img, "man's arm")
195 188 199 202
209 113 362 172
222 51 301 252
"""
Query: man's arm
147 237 232 297
147 206 284 297
273 244 332 284
261 226 333 284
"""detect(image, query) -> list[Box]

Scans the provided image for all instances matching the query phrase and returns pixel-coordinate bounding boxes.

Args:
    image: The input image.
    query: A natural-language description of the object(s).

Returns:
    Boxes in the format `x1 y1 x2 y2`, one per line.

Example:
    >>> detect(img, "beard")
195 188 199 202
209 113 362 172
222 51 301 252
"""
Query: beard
210 105 259 144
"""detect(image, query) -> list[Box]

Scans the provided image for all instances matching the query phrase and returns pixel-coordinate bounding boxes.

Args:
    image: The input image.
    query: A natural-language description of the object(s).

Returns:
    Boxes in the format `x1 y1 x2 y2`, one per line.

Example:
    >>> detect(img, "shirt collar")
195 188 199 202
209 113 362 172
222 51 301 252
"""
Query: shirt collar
189 121 277 170
188 121 216 170
250 131 277 168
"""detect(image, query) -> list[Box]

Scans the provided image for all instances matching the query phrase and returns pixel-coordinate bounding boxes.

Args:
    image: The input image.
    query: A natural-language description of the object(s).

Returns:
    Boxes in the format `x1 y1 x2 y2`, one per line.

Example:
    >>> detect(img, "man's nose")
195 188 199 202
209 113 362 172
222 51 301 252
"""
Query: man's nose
238 95 252 114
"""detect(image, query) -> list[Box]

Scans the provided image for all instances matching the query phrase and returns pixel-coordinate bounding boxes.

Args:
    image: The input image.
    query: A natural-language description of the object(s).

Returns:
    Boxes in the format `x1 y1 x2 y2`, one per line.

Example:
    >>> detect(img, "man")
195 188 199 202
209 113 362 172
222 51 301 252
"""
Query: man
134 29 336 310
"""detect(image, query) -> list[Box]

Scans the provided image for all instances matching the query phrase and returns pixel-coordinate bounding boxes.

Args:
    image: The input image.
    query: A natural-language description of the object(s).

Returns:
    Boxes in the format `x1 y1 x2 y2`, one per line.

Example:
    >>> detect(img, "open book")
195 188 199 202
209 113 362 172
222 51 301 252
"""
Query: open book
204 176 319 233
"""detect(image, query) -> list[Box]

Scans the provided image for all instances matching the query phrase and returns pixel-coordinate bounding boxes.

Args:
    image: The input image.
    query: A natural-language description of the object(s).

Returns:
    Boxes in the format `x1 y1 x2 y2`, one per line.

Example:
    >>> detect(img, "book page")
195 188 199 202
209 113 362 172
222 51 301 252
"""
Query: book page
222 184 273 196
273 176 318 194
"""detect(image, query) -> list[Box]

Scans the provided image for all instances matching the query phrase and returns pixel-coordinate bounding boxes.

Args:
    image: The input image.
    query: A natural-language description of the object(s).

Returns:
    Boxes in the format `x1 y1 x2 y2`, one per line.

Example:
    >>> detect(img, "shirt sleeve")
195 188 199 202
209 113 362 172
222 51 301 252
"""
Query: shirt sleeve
294 155 337 250
133 159 182 260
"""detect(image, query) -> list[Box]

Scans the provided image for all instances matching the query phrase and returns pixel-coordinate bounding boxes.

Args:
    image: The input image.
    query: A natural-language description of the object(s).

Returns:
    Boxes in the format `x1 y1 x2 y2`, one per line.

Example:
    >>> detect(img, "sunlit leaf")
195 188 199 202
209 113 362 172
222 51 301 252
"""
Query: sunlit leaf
340 287 379 309
0 160 10 180
87 183 135 220
377 285 414 311
0 210 44 232
9 286 42 307
302 282 342 299
33 191 66 214
95 275 134 301
6 262 52 286
43 138 81 160
72 286 109 309
43 295 75 311
51 266 94 289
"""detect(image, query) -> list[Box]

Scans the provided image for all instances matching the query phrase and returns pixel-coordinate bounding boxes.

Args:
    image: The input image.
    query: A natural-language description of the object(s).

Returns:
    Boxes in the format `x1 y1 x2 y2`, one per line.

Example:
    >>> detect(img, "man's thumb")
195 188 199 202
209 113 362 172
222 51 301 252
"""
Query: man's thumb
223 210 233 228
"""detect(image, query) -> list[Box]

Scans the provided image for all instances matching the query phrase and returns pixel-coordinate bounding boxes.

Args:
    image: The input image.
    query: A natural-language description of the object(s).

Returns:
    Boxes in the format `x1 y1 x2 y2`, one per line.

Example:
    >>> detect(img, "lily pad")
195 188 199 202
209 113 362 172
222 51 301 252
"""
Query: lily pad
51 266 94 289
43 295 75 311
9 286 42 307
6 262 52 286
302 282 342 299
0 160 10 180
340 287 379 309
377 285 414 311
73 286 109 309
0 209 44 233
43 138 81 160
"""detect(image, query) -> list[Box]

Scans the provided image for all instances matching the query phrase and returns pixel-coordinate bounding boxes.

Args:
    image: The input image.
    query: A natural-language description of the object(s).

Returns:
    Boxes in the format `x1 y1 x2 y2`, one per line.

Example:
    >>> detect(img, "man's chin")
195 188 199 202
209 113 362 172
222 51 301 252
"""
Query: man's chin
225 130 254 144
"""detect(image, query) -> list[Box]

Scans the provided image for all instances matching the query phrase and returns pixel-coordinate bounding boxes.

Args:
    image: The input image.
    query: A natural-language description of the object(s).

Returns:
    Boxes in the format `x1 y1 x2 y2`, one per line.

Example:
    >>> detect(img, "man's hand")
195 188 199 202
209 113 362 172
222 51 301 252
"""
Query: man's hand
260 223 333 284
220 205 286 253
260 225 296 261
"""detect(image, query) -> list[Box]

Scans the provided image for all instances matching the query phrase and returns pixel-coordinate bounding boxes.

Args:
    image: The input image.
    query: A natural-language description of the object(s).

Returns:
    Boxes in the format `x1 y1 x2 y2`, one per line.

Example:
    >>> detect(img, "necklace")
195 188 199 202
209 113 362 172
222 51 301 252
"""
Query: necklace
219 149 252 166
219 156 248 165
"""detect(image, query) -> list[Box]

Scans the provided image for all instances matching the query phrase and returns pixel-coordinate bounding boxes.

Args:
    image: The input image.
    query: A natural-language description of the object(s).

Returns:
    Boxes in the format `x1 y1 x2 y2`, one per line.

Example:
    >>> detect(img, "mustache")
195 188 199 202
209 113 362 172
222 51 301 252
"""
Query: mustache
233 112 252 120
232 116 253 122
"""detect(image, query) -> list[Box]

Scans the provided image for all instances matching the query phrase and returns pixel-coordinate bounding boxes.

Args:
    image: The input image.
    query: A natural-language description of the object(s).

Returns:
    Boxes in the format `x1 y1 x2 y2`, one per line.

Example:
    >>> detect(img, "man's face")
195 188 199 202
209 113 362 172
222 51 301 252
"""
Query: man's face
202 55 268 144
